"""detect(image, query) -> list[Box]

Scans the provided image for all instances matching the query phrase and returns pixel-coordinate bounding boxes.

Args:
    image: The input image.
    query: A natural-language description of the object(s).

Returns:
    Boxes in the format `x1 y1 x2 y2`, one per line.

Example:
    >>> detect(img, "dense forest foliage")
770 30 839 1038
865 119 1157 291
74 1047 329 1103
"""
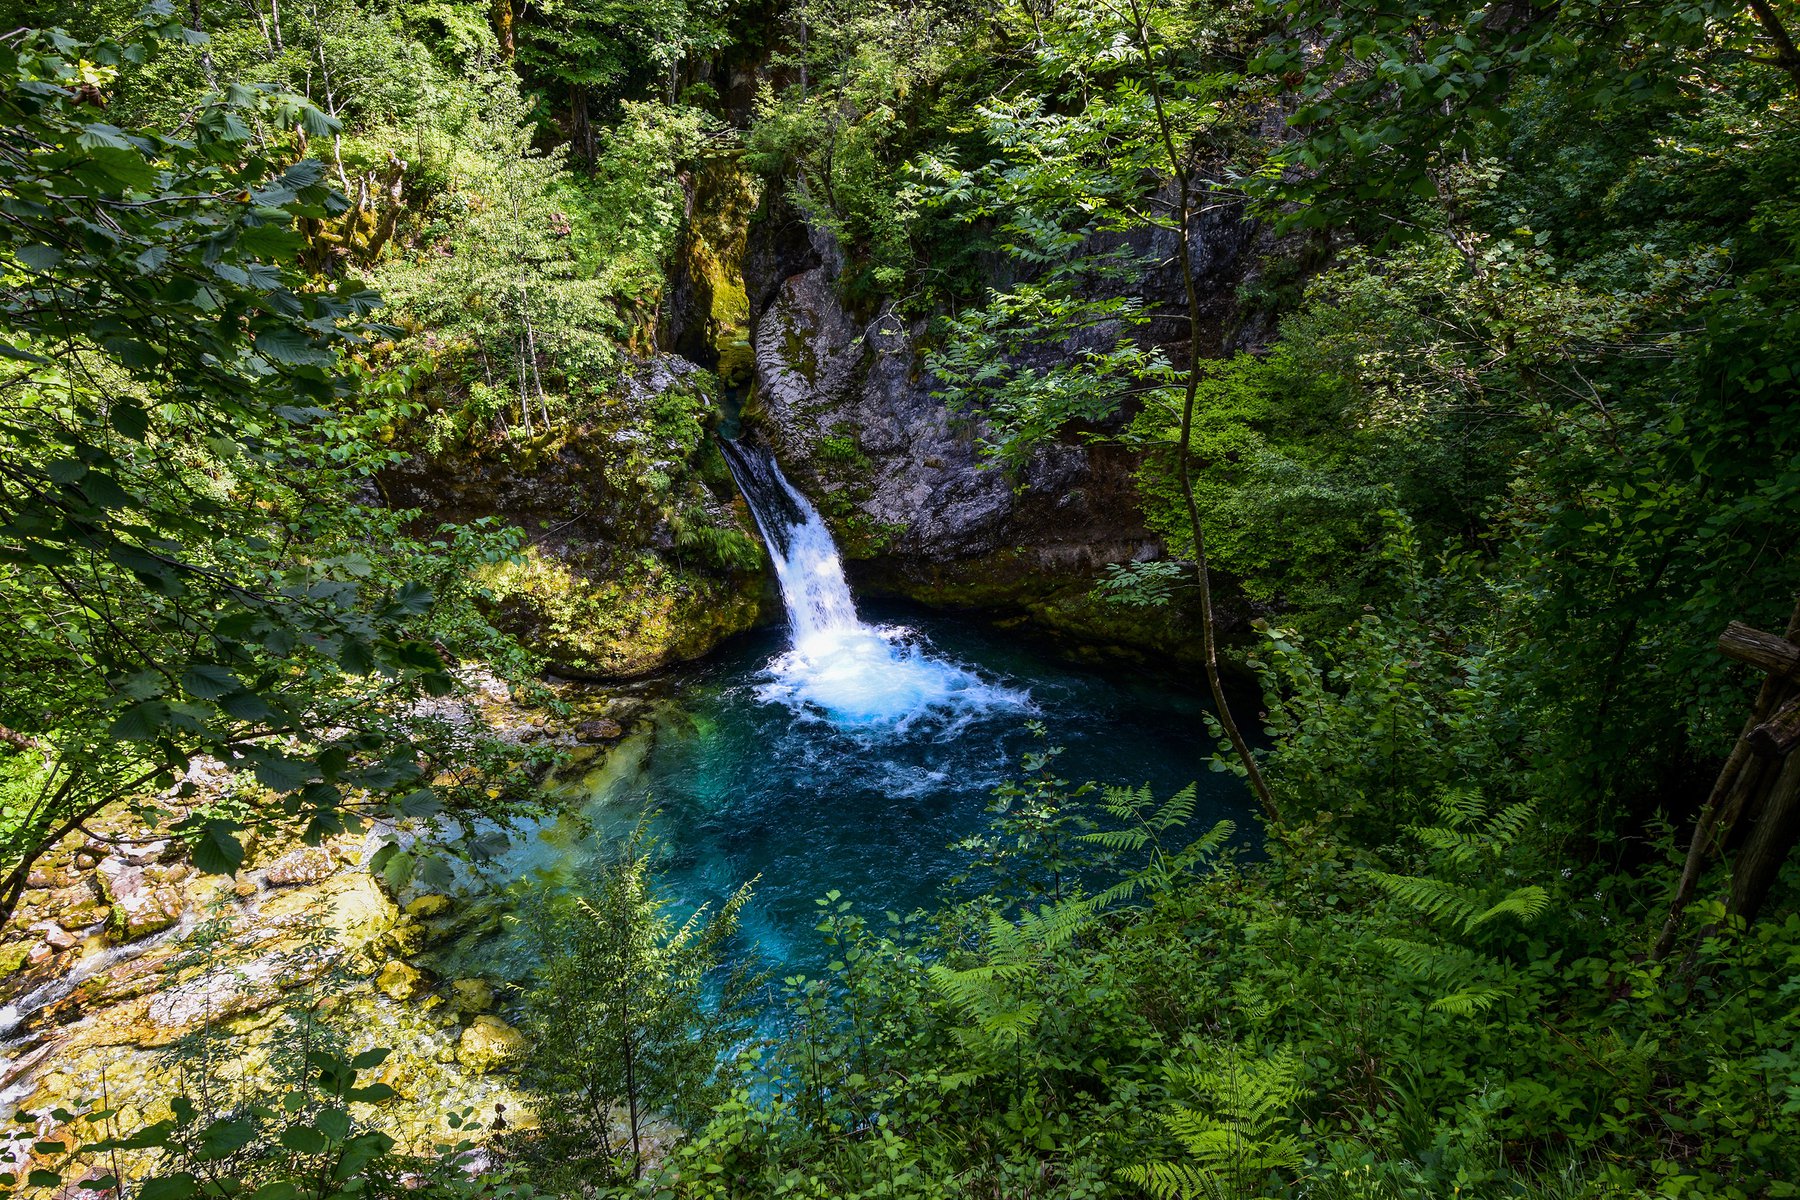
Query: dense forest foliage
2 0 1798 1196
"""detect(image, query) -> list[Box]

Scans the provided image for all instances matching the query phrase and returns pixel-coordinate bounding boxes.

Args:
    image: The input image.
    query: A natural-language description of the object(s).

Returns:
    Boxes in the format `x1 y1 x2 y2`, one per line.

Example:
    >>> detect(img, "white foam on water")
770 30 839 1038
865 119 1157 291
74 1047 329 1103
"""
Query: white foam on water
720 441 1030 734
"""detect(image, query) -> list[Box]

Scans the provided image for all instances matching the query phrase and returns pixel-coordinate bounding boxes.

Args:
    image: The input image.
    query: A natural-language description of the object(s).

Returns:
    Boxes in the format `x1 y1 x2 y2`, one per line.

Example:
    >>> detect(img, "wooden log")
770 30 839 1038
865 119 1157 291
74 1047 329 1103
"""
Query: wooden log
1728 751 1800 924
1749 694 1800 757
1717 621 1800 678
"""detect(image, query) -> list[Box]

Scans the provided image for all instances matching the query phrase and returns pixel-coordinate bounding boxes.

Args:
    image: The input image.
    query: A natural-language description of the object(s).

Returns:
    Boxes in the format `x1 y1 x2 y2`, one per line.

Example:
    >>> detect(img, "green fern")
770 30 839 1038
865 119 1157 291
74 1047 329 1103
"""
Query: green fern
1362 789 1548 1016
1373 938 1515 1014
1366 873 1548 934
927 899 1094 1060
1119 1043 1304 1200
1081 783 1233 910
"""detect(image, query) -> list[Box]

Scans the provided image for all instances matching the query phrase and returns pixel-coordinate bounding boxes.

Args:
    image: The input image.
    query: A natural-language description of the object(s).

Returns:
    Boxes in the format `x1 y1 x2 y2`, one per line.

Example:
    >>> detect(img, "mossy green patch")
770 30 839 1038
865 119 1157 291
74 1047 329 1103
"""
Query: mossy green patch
483 547 766 679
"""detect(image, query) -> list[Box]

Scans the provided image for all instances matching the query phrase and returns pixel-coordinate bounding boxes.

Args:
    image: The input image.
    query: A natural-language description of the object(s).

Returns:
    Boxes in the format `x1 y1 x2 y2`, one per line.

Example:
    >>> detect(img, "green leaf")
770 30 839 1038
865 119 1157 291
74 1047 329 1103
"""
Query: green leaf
414 853 455 891
390 581 433 615
109 699 172 741
139 1174 199 1200
102 337 162 368
278 1126 329 1155
46 458 87 484
111 401 151 440
398 789 440 818
181 663 240 700
16 244 63 271
77 122 133 150
254 326 333 366
81 472 134 508
336 637 375 674
219 689 276 723
191 820 245 875
252 755 311 792
380 850 414 892
196 1118 256 1161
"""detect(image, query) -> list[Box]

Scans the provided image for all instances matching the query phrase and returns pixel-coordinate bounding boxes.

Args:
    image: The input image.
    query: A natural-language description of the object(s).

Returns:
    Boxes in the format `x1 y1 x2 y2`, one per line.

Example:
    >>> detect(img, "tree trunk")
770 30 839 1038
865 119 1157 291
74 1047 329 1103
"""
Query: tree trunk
570 85 596 170
492 0 515 57
190 0 216 85
1747 0 1800 97
1125 0 1276 822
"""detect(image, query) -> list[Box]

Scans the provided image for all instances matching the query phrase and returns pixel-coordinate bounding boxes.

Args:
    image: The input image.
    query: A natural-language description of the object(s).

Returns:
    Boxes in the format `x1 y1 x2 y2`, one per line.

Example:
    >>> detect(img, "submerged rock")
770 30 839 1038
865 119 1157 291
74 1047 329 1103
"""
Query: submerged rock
377 959 427 1002
143 949 303 1041
450 978 495 1014
457 1015 527 1074
574 717 624 741
405 893 453 920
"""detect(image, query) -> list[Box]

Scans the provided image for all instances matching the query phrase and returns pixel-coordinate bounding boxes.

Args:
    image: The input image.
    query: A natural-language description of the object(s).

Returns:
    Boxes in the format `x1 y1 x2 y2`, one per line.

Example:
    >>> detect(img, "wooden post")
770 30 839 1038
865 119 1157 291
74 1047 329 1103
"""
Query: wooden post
1651 597 1800 961
1748 695 1800 757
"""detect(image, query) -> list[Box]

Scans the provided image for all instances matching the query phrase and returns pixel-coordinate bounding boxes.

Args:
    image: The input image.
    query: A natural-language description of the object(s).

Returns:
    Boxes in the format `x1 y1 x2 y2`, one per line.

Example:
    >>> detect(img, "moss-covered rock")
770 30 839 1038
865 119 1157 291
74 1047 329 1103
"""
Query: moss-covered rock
97 858 185 942
405 893 454 920
377 959 427 1002
380 357 777 679
457 1015 528 1074
0 941 28 974
482 544 766 678
450 978 495 1014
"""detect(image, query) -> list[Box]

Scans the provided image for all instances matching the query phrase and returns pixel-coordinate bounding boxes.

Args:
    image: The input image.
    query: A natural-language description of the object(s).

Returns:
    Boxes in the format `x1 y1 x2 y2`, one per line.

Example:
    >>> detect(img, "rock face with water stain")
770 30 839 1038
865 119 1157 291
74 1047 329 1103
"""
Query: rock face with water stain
739 193 1267 665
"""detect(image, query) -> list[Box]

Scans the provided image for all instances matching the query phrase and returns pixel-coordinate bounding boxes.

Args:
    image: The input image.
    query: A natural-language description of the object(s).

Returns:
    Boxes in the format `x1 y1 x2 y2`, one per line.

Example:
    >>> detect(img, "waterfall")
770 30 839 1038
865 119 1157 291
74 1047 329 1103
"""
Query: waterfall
719 438 1028 732
719 437 862 644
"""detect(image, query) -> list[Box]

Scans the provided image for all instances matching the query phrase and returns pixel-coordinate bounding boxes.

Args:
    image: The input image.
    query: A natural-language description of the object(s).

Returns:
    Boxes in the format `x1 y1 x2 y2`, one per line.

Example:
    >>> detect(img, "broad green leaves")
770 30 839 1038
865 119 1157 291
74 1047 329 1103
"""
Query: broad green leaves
3 1048 478 1200
0 14 523 916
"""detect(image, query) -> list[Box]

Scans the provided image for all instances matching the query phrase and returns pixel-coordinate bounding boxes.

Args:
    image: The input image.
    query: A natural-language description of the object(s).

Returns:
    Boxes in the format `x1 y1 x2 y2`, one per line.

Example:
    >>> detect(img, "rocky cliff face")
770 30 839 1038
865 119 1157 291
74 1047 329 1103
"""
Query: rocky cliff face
739 194 1268 666
380 357 774 679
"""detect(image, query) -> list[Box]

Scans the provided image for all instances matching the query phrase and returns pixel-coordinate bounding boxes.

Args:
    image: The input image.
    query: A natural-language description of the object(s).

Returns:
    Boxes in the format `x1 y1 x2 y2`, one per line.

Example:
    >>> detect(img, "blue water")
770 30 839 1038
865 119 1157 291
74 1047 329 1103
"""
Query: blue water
438 439 1254 1006
446 605 1253 993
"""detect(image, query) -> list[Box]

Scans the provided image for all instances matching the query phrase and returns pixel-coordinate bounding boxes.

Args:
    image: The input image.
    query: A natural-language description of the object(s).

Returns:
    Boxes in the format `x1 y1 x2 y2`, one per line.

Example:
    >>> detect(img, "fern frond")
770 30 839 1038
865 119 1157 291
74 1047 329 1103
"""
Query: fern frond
1116 1160 1218 1200
1372 936 1480 983
1100 781 1155 822
1430 982 1511 1015
1152 782 1199 832
1467 884 1548 930
1082 876 1144 911
1410 825 1489 865
1081 828 1152 852
1180 819 1235 860
1366 871 1484 928
1433 787 1488 829
1017 898 1092 951
1486 800 1539 848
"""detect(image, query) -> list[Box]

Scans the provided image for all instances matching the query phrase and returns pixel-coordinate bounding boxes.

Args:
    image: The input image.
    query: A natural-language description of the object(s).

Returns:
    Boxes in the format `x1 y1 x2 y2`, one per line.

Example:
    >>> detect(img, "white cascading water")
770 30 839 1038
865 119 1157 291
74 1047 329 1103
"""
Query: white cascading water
720 438 1028 732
